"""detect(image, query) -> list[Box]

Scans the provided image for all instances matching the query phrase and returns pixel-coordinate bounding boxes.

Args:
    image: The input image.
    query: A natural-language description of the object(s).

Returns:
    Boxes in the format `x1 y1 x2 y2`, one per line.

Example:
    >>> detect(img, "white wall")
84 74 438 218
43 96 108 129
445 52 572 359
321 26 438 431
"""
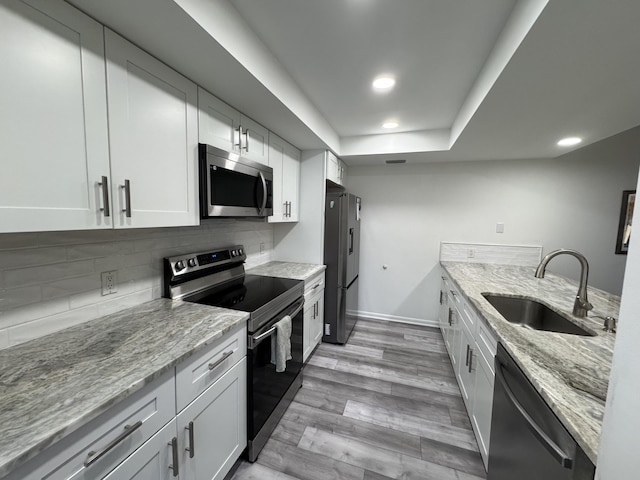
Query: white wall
0 219 274 349
347 127 640 324
596 164 640 476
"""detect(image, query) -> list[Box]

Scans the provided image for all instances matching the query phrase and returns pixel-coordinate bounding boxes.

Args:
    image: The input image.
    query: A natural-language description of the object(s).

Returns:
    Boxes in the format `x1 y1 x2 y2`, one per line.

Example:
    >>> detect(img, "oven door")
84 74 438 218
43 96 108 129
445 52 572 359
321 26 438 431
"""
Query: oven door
247 298 303 459
199 144 273 217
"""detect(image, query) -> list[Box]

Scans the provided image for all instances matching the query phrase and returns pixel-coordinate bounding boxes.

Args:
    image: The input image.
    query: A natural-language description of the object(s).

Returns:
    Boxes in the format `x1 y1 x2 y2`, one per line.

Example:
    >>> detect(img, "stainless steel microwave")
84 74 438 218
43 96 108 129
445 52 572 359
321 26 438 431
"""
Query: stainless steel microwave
199 144 273 218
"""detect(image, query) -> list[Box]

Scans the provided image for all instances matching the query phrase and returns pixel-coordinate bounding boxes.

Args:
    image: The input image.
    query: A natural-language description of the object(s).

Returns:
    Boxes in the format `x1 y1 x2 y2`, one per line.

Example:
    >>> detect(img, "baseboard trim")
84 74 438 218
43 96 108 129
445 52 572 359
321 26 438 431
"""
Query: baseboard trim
355 310 439 328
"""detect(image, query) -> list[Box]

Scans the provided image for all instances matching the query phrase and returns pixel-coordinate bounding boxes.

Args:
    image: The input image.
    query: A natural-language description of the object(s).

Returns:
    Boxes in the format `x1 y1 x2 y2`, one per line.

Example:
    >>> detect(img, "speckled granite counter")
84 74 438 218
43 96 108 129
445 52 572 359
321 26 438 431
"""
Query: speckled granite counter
249 261 326 281
0 299 249 478
440 262 619 464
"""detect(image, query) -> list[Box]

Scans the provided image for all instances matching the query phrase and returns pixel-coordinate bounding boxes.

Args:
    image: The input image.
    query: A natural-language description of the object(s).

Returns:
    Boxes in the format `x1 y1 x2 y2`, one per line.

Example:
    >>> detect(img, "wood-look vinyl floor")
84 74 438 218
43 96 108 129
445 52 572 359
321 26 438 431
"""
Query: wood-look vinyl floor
230 318 486 480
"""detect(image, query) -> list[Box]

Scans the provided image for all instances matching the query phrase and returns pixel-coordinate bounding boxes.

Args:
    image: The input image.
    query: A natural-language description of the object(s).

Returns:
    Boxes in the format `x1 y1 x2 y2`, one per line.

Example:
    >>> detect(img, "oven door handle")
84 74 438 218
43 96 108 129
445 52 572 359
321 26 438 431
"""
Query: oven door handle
249 299 304 349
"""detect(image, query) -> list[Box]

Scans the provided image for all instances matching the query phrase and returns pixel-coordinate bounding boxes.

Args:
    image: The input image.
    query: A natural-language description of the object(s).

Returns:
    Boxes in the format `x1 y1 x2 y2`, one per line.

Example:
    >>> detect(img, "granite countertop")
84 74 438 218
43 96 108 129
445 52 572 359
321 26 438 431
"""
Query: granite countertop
248 261 326 282
0 299 249 478
440 261 619 464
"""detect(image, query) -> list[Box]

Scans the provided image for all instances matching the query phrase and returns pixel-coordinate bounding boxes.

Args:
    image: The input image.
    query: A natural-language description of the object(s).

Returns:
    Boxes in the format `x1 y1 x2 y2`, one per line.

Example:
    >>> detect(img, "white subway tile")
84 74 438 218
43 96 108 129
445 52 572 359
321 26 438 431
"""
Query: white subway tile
0 232 43 250
0 246 68 270
4 259 95 288
42 274 101 301
8 304 99 347
97 288 154 317
94 251 152 272
0 285 43 310
67 241 135 260
0 297 69 330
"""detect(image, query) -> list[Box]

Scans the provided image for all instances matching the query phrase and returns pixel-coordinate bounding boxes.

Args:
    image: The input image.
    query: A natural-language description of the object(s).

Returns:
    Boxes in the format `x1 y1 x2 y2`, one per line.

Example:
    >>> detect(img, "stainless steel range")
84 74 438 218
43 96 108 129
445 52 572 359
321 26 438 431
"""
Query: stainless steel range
163 245 304 462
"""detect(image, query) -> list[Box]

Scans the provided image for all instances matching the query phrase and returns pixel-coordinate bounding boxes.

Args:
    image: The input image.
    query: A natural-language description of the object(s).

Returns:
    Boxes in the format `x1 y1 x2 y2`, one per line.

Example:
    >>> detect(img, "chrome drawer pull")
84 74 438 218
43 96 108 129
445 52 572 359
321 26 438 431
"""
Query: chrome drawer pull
84 420 143 467
465 344 471 366
185 421 195 459
121 179 132 218
208 350 234 371
169 437 179 476
99 176 110 217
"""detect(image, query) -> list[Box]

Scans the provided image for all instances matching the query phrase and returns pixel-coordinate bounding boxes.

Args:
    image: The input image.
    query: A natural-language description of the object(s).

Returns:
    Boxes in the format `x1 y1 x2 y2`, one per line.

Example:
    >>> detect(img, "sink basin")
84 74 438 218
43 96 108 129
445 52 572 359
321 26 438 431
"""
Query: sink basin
482 294 594 336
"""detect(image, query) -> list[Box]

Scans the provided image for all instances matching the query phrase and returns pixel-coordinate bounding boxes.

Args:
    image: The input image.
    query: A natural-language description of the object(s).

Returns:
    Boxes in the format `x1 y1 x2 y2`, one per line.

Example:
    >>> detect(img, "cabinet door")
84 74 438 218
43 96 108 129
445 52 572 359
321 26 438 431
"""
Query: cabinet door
302 299 315 362
178 358 247 480
102 420 178 480
0 0 111 233
456 323 476 411
282 142 300 222
312 293 324 346
198 87 241 153
267 133 286 222
471 353 494 468
105 29 198 229
240 116 268 166
326 152 340 185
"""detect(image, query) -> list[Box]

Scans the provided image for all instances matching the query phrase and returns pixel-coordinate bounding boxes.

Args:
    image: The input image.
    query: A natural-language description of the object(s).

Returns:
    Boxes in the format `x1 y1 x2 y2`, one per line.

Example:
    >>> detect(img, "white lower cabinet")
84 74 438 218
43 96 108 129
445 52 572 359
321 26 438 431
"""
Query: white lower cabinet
303 272 325 362
177 358 247 480
102 419 178 480
439 270 497 470
8 327 247 480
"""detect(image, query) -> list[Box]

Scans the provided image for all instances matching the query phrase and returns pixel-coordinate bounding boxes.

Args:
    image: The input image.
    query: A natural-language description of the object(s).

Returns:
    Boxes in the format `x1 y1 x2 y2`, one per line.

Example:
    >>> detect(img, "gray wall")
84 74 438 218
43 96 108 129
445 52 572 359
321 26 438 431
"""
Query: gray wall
347 127 640 323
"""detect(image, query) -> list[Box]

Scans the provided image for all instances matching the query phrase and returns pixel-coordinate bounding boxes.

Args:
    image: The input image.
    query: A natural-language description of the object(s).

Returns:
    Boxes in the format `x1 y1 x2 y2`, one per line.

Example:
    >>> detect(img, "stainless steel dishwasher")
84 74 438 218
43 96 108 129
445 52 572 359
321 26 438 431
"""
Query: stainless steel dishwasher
487 343 595 480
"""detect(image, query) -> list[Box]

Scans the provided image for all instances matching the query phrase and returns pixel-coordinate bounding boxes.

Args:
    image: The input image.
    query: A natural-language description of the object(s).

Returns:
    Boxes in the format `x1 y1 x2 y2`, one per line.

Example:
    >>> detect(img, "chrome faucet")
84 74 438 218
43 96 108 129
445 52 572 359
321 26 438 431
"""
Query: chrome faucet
534 249 593 317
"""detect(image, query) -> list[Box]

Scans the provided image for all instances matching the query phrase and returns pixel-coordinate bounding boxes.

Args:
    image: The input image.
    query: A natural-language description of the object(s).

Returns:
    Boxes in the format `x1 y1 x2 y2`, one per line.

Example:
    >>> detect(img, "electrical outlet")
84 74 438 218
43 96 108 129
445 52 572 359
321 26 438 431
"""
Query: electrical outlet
467 248 476 258
101 271 118 296
260 242 265 254
496 222 505 233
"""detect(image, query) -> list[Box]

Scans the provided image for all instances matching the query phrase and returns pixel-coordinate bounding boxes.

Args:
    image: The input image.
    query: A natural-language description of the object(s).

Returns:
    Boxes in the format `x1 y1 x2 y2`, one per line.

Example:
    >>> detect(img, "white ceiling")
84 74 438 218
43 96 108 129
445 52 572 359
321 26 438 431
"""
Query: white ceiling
68 0 640 165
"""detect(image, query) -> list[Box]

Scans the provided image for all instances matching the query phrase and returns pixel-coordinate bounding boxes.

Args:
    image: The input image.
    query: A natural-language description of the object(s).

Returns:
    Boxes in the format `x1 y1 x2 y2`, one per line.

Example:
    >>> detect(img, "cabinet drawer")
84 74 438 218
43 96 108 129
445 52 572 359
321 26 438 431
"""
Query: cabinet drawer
304 272 325 298
176 323 246 412
11 370 175 480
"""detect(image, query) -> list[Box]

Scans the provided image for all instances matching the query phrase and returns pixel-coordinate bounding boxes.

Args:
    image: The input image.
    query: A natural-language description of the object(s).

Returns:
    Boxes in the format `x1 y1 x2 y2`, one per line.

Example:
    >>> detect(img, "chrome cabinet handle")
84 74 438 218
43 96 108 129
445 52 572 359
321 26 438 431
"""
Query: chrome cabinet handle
84 420 143 467
235 125 242 149
169 437 179 476
185 421 195 459
495 360 573 468
121 179 132 218
439 291 444 305
468 348 474 373
450 290 457 297
312 282 321 290
243 128 249 152
99 176 110 217
208 350 234 371
448 308 453 326
465 344 471 366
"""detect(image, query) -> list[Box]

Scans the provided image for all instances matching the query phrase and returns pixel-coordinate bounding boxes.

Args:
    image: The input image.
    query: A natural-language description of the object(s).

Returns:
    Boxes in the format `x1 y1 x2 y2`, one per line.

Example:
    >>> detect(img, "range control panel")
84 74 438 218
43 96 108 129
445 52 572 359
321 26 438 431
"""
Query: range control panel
167 245 246 277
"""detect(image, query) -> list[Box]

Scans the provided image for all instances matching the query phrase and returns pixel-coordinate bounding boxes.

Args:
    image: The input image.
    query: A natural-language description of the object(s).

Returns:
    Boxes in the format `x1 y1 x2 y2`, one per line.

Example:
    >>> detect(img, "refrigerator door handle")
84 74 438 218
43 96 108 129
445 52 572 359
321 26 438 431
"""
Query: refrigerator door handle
349 227 354 254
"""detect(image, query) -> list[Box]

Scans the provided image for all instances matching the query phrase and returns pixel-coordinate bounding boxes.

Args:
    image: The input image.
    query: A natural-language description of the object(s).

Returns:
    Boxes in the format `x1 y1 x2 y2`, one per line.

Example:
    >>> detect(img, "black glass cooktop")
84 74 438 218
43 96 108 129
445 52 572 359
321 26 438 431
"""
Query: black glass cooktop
184 274 302 314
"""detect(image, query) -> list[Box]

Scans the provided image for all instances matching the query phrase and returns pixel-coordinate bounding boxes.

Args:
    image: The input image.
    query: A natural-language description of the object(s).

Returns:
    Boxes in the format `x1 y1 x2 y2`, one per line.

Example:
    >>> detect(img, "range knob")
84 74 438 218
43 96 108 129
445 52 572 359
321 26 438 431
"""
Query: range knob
175 260 185 272
187 258 197 267
238 248 243 255
231 250 237 257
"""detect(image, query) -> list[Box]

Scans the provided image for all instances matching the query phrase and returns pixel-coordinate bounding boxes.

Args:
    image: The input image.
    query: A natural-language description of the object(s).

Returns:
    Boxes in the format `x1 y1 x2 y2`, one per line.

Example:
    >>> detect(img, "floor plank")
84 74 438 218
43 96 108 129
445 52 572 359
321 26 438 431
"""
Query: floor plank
230 318 486 480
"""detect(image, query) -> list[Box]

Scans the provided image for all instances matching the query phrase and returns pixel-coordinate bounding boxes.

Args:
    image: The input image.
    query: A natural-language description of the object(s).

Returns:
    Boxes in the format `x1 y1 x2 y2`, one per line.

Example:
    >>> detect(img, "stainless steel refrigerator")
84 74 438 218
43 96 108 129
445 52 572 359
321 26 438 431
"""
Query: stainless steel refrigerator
323 191 361 344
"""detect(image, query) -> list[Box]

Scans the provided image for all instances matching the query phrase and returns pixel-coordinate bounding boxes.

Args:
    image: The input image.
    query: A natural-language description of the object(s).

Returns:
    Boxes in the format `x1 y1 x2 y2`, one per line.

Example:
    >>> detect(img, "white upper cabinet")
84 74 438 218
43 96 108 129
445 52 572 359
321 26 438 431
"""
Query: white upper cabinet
198 87 242 154
0 0 111 232
268 132 300 223
198 87 269 166
326 151 346 186
241 116 269 166
105 29 199 228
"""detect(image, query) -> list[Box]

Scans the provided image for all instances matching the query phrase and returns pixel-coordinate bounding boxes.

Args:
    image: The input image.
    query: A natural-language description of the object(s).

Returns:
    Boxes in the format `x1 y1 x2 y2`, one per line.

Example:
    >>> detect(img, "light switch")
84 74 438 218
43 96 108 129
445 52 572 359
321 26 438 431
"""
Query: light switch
496 223 504 233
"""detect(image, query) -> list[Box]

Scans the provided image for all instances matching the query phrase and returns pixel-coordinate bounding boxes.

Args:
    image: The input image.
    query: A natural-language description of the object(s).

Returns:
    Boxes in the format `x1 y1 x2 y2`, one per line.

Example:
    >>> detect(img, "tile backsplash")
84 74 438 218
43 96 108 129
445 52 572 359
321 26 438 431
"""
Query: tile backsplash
0 219 274 349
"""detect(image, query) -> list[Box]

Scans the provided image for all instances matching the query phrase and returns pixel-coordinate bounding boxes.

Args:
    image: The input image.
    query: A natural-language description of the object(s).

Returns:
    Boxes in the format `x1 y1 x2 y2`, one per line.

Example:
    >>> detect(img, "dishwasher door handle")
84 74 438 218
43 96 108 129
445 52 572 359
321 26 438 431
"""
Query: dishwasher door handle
495 360 574 469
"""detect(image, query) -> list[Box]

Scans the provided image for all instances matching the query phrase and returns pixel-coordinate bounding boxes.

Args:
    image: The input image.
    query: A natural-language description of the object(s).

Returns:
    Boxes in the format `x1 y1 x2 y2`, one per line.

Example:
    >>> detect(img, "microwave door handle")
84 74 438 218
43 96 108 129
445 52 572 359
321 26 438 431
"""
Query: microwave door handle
257 172 267 215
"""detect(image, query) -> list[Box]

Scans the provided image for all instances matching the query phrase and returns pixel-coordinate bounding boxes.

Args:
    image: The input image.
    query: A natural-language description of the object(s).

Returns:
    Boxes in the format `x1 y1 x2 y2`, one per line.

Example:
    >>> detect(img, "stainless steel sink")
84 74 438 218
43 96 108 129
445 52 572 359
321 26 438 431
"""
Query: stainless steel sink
482 294 595 336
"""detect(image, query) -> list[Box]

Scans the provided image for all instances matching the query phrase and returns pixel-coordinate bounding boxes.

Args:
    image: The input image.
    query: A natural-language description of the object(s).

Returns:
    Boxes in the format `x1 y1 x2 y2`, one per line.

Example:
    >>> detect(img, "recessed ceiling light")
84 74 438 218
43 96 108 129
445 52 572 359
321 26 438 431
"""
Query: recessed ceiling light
382 121 399 129
372 76 396 91
557 137 582 147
